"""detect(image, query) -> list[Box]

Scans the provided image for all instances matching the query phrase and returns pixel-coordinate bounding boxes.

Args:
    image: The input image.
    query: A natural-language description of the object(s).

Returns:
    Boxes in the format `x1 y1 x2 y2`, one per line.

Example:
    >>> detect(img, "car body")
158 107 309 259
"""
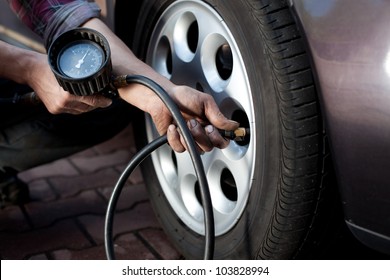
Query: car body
288 0 390 254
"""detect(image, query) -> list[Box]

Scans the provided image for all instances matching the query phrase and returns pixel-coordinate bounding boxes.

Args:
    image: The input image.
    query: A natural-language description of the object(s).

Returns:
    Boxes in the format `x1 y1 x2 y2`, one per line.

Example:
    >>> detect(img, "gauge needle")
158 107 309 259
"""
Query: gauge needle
75 49 90 69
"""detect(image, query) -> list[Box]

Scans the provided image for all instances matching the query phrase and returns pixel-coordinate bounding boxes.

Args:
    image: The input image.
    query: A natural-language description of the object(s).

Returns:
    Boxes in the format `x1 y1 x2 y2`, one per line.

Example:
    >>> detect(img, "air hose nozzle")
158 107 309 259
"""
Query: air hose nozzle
219 127 250 141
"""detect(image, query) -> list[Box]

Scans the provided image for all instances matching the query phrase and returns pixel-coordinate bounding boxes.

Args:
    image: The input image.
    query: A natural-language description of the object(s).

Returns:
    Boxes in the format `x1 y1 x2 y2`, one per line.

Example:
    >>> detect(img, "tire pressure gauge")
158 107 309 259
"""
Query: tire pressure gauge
48 28 117 97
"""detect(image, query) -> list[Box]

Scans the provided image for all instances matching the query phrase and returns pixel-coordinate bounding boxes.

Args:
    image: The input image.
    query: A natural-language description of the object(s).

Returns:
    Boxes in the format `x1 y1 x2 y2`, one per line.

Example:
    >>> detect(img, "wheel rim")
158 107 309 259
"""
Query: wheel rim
145 0 256 236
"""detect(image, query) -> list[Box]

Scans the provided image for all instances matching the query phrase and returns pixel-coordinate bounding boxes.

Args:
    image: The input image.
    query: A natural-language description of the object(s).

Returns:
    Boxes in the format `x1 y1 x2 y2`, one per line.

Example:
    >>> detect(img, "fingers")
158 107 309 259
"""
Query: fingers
187 119 213 152
167 124 186 153
202 95 239 131
169 86 239 131
79 95 112 109
48 94 112 115
68 95 112 114
204 124 230 149
167 119 230 153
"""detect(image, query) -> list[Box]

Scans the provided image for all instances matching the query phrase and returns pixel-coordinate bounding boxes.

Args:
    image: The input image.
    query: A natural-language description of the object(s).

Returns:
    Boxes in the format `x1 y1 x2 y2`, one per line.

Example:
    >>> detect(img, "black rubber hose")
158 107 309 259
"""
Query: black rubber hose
104 134 168 260
104 75 215 260
0 92 40 105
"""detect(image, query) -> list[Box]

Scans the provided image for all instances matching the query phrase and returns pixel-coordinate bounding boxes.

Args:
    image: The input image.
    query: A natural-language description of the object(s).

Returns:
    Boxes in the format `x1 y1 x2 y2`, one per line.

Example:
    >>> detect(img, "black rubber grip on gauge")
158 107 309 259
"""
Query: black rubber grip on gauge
47 28 115 97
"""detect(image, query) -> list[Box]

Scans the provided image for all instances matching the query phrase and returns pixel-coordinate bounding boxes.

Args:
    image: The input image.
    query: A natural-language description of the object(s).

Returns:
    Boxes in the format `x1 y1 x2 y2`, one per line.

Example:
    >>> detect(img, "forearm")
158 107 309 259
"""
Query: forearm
0 40 43 85
82 18 176 113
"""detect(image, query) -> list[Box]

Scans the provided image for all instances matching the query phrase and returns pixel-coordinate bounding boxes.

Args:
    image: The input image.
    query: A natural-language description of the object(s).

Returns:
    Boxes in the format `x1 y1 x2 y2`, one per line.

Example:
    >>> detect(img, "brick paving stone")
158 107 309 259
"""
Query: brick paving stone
114 233 157 260
0 219 91 260
69 147 98 158
52 234 157 260
51 245 107 260
77 202 160 245
0 206 29 232
25 190 107 228
28 179 57 202
70 150 133 173
119 166 144 185
93 124 136 155
18 159 79 182
28 254 49 260
114 163 128 173
111 203 161 236
75 215 106 245
98 183 149 211
139 228 182 260
104 152 144 185
49 168 121 198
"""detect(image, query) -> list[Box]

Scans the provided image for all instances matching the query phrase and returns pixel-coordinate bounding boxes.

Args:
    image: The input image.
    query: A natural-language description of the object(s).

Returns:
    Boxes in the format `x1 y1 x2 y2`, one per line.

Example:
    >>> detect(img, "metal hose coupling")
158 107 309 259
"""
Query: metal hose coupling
219 127 250 141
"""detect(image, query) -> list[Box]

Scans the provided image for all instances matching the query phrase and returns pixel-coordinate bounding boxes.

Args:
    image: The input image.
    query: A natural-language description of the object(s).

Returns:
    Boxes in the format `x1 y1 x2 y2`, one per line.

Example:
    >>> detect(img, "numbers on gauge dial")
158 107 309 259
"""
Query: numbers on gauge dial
58 41 105 79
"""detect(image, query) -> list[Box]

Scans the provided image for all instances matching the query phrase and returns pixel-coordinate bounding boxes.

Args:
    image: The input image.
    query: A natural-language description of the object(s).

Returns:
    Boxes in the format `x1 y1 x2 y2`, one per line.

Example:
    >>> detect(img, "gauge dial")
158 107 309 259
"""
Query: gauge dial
58 40 105 79
48 28 114 96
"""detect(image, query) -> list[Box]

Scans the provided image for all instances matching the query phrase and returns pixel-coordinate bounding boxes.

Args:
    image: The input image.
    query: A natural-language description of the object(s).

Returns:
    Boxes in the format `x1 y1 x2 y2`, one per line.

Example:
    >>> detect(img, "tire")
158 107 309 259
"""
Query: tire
131 0 327 259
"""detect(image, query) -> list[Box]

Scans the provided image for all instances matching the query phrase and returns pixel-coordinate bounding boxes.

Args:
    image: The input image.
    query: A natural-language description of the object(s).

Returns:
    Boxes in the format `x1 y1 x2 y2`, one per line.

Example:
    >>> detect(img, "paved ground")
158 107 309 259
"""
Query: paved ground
0 124 182 260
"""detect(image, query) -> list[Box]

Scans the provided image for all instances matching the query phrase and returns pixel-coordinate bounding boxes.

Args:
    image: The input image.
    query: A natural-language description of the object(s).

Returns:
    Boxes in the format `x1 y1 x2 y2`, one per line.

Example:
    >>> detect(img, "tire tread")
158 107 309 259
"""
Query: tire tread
250 0 326 259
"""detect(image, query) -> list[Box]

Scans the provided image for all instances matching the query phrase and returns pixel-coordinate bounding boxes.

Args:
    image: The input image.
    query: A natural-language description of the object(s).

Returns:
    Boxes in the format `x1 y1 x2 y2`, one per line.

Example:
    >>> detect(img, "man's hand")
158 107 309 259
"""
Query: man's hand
160 85 239 153
28 52 112 115
120 83 239 153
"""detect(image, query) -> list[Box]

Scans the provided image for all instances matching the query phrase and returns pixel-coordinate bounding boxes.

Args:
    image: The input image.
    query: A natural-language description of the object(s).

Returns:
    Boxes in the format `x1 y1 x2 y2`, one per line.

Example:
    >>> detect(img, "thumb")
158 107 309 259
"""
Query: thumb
204 101 239 131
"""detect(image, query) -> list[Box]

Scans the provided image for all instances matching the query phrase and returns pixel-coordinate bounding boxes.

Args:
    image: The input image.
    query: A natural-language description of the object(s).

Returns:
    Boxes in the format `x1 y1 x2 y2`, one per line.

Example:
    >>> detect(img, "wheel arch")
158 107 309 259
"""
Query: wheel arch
114 0 144 50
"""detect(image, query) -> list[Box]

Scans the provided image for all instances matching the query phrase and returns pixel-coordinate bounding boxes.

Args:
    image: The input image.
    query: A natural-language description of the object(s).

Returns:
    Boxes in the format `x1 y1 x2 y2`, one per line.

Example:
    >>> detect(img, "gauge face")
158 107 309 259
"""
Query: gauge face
57 40 105 79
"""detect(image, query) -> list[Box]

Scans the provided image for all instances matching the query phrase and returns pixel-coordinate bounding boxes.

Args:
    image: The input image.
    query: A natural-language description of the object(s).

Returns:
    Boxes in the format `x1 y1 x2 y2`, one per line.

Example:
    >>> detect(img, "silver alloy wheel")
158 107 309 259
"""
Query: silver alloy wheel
145 0 255 236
